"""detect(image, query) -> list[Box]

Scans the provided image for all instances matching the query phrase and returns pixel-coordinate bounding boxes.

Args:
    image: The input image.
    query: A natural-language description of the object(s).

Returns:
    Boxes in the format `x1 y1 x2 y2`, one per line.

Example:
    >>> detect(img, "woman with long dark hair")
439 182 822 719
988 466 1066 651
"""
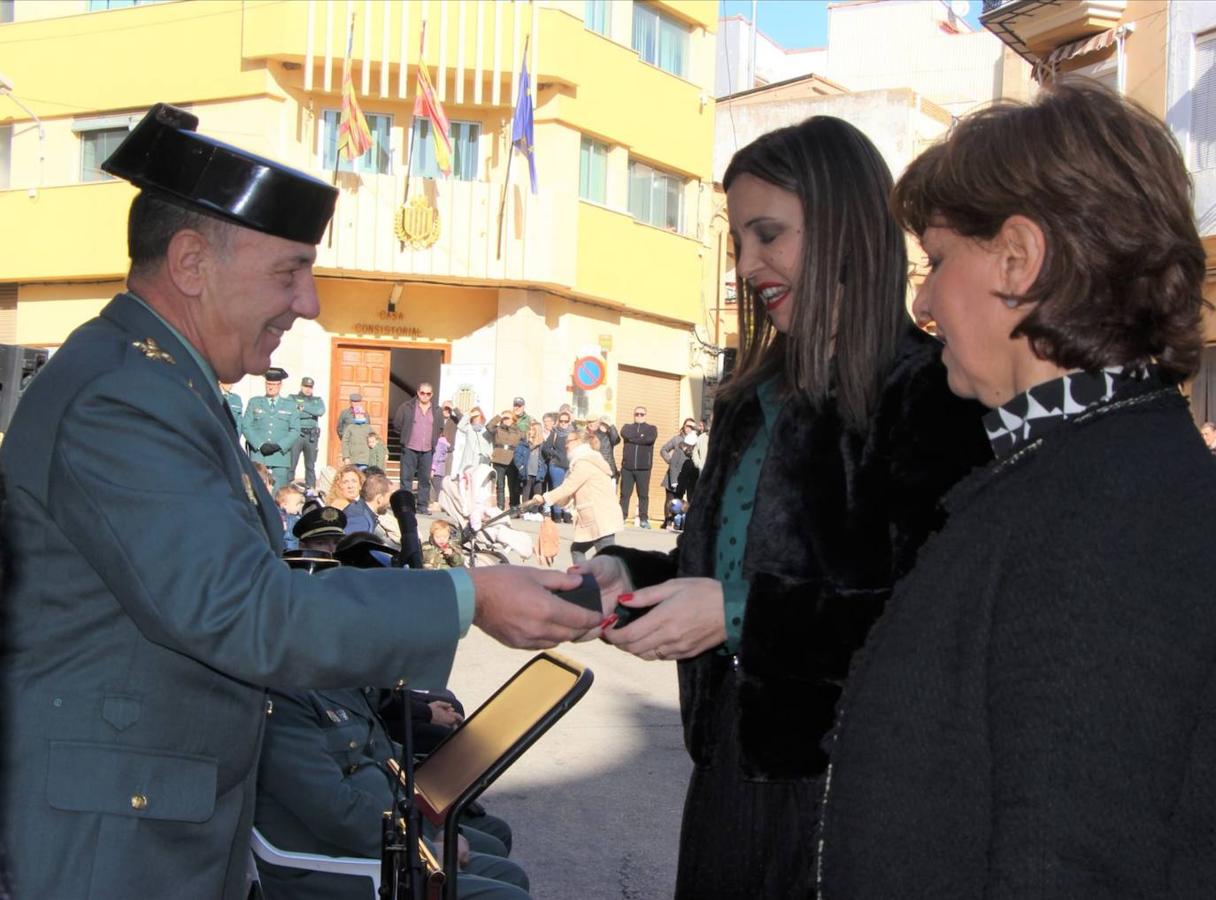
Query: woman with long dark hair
581 117 990 897
817 81 1216 897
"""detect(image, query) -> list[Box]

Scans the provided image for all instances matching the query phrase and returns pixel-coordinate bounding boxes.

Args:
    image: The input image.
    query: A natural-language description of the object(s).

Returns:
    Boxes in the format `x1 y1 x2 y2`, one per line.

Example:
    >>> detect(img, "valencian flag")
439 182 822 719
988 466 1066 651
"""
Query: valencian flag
414 55 452 176
512 60 538 193
337 41 373 161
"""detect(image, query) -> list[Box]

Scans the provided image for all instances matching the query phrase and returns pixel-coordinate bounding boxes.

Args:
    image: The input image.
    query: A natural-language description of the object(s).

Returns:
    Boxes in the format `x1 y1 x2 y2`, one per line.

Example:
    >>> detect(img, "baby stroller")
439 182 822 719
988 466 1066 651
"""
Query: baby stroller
438 463 534 567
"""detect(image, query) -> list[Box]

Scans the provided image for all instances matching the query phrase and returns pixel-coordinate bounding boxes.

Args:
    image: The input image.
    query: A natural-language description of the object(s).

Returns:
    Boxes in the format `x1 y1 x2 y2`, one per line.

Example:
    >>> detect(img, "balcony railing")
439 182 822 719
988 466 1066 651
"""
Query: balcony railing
315 172 576 289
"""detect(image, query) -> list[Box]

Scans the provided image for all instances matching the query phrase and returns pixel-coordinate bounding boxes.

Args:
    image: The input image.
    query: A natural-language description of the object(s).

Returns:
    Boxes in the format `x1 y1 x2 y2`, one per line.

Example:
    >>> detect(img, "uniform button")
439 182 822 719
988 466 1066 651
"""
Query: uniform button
130 794 148 811
265 699 274 716
395 679 407 689
348 765 358 774
348 740 358 749
52 698 62 708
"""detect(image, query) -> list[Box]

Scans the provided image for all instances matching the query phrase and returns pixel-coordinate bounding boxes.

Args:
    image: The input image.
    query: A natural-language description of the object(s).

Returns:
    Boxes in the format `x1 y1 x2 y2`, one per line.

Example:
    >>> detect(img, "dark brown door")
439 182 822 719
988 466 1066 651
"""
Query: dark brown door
329 344 392 467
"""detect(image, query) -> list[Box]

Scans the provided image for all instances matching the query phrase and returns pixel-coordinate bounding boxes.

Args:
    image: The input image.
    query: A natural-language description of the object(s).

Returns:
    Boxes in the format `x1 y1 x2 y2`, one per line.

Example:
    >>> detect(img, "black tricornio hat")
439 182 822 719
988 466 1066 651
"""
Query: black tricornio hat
264 367 288 382
102 104 338 245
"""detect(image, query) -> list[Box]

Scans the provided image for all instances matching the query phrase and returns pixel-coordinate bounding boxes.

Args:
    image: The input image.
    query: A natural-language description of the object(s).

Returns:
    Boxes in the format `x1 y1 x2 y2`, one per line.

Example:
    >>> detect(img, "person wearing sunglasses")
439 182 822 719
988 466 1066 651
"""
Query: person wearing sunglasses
619 407 658 528
392 382 443 510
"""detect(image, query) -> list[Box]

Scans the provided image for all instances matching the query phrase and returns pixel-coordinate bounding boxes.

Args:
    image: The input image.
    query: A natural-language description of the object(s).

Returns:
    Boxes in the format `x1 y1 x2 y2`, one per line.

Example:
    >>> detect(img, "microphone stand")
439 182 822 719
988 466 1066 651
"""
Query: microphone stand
380 682 426 900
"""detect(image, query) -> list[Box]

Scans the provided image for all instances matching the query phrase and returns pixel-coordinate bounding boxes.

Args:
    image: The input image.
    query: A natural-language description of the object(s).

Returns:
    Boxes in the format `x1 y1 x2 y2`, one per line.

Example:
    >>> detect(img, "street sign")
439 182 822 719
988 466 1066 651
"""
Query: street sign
572 355 606 391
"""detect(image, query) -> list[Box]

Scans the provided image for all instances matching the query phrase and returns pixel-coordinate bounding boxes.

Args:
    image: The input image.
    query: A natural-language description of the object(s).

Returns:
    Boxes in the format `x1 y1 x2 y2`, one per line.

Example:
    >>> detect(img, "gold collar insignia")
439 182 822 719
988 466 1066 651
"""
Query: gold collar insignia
133 337 176 365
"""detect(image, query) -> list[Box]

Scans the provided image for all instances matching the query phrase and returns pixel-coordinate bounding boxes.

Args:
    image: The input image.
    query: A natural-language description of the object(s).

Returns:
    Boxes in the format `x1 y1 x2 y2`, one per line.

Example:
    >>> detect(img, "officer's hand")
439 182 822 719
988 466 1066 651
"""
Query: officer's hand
259 442 281 455
470 566 601 649
428 700 463 727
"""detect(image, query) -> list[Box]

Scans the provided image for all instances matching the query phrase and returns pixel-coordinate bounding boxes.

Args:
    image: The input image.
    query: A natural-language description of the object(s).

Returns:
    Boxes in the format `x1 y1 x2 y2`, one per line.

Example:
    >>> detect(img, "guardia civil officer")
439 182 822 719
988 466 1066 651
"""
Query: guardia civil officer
289 374 325 490
243 367 299 489
0 104 600 900
220 381 243 419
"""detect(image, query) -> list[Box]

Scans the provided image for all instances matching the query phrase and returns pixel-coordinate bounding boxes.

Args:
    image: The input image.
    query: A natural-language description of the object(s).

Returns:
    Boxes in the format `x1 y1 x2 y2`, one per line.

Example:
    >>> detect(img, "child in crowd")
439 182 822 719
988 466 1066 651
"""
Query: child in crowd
421 520 464 570
366 430 388 470
275 484 306 550
432 434 451 500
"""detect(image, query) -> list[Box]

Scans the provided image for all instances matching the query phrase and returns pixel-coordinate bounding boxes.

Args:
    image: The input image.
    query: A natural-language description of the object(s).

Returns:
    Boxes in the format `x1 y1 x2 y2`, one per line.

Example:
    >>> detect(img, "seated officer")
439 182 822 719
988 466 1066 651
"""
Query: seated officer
255 683 531 900
0 104 599 899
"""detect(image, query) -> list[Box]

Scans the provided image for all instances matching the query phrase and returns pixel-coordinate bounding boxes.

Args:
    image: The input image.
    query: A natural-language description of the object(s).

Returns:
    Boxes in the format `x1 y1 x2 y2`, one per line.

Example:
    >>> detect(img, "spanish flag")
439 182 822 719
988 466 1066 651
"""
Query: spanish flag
414 56 452 176
338 39 373 161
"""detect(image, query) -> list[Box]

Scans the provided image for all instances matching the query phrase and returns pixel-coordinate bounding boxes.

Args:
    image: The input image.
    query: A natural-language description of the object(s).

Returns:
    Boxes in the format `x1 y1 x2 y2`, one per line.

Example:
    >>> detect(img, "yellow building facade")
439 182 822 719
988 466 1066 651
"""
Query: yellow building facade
0 0 718 508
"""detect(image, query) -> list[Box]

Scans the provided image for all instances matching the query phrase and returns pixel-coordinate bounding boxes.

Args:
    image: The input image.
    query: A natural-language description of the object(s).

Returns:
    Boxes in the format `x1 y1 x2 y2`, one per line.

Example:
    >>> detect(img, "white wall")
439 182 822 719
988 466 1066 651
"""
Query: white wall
1166 1 1216 236
825 0 1004 116
713 89 949 184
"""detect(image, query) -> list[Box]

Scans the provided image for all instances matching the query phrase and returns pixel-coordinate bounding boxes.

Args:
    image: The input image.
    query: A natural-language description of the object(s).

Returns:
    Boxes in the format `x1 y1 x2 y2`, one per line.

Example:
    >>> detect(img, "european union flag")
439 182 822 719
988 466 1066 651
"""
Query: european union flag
512 60 538 194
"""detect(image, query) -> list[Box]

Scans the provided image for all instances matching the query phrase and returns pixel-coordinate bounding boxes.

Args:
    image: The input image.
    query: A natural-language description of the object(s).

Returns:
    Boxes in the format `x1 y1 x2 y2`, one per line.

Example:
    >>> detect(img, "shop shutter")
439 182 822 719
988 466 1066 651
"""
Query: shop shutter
616 365 682 524
0 284 15 345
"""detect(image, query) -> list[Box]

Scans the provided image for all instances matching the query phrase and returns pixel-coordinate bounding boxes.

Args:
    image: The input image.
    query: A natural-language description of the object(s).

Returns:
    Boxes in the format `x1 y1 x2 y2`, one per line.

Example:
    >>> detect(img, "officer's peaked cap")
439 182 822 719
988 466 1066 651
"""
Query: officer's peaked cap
102 104 338 245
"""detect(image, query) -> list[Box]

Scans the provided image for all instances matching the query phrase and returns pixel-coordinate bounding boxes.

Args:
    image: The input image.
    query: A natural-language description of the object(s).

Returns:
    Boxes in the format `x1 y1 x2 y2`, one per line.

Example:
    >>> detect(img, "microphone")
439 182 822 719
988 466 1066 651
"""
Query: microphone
389 489 424 569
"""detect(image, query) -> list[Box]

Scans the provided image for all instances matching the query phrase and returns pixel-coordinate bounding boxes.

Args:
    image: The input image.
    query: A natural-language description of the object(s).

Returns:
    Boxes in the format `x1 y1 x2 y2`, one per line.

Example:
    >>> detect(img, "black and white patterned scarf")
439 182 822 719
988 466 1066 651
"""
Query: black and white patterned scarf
983 366 1151 459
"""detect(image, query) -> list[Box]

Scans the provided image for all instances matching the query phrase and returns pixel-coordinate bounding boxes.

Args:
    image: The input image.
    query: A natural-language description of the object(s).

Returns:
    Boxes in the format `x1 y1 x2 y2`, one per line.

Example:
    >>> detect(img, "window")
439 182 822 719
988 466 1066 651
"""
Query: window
632 2 689 78
321 109 392 175
0 125 9 189
80 128 128 182
579 137 608 203
585 0 608 37
1193 33 1216 170
628 160 684 231
409 118 479 181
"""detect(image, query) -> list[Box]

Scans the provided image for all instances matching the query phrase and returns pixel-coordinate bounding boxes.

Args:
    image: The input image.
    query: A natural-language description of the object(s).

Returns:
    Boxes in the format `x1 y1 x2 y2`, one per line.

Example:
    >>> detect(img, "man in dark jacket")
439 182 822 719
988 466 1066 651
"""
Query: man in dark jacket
393 382 443 507
618 406 658 528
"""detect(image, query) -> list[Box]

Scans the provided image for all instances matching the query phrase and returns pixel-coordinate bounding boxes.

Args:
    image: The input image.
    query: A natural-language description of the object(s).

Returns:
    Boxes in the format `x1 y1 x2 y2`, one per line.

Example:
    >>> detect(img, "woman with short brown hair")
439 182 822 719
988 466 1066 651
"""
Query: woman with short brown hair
817 80 1216 897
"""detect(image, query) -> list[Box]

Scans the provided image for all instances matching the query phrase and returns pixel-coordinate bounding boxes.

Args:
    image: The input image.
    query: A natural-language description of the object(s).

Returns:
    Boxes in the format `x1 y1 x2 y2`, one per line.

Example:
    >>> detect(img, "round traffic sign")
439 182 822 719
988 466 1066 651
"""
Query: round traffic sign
572 355 606 391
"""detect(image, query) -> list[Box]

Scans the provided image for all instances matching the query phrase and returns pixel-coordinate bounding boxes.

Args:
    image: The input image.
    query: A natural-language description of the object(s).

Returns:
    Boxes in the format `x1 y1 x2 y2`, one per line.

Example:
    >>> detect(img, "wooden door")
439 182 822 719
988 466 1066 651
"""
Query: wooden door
329 344 392 467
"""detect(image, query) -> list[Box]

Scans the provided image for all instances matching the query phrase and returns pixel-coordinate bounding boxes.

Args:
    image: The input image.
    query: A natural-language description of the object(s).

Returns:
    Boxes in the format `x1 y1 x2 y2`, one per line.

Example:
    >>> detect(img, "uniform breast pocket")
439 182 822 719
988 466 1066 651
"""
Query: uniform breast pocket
323 721 366 767
47 741 217 823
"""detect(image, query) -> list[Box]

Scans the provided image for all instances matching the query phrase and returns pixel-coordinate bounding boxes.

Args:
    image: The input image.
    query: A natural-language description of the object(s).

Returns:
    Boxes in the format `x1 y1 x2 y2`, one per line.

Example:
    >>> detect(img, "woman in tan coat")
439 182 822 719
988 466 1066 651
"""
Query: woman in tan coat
534 431 624 563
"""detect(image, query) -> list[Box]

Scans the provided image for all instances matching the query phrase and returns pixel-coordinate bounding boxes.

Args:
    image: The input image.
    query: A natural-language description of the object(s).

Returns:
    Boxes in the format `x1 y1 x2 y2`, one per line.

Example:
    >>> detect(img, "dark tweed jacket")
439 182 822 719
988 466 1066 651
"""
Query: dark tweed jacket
606 325 991 780
817 381 1216 897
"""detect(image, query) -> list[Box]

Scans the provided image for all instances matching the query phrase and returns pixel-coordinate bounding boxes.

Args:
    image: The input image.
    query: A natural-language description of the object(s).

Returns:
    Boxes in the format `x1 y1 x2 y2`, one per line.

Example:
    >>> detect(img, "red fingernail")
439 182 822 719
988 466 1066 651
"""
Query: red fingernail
599 614 618 630
618 593 634 604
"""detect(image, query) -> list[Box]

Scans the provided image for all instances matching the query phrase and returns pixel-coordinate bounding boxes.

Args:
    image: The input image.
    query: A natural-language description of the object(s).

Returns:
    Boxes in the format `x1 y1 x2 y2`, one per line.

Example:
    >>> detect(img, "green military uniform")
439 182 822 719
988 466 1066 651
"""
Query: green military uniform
243 373 300 490
223 388 243 420
0 105 480 900
289 378 325 490
255 685 529 900
0 294 472 900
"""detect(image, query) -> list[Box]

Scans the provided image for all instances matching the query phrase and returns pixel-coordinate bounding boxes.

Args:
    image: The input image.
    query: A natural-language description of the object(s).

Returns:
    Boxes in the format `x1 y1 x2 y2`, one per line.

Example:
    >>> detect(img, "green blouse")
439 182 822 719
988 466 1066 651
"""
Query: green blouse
715 378 786 655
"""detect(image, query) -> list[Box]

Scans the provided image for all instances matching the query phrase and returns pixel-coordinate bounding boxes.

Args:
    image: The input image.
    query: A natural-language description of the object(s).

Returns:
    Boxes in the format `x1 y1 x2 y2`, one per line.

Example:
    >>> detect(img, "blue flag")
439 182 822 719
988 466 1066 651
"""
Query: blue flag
511 60 538 194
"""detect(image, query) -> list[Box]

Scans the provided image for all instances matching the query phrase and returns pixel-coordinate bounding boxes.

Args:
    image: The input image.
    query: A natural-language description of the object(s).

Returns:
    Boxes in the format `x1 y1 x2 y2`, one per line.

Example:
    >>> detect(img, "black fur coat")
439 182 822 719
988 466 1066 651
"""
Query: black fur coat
606 325 991 781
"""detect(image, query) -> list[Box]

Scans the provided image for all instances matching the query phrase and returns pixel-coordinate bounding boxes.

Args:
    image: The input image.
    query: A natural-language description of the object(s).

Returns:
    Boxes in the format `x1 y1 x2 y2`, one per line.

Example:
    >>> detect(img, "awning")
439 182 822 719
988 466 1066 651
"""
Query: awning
1043 27 1118 67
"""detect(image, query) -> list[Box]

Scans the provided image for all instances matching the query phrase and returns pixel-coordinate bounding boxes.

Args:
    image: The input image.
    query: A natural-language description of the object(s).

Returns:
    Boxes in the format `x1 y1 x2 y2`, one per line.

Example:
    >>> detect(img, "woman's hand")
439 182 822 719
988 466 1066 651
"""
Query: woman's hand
568 554 634 612
567 554 634 642
601 578 725 661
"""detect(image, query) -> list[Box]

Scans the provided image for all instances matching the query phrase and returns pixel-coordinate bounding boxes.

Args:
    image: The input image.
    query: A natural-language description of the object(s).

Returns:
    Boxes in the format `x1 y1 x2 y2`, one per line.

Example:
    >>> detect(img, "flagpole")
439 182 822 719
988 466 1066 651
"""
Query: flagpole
327 10 358 249
399 20 426 251
402 19 426 212
496 35 529 261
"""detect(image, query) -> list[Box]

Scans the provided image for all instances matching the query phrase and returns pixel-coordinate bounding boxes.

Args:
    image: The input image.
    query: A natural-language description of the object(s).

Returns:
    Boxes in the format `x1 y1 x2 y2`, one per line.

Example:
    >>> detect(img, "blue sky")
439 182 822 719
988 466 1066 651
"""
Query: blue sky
718 0 985 50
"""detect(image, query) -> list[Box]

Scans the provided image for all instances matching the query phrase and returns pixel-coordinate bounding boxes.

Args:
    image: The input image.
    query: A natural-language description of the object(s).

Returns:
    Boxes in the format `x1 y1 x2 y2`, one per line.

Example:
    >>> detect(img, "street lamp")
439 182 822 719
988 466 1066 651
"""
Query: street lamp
0 71 46 189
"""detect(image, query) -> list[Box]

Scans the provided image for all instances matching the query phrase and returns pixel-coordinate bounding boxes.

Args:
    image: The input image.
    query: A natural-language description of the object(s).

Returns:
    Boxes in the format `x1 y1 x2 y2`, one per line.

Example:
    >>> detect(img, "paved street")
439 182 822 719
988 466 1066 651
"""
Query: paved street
424 517 691 900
